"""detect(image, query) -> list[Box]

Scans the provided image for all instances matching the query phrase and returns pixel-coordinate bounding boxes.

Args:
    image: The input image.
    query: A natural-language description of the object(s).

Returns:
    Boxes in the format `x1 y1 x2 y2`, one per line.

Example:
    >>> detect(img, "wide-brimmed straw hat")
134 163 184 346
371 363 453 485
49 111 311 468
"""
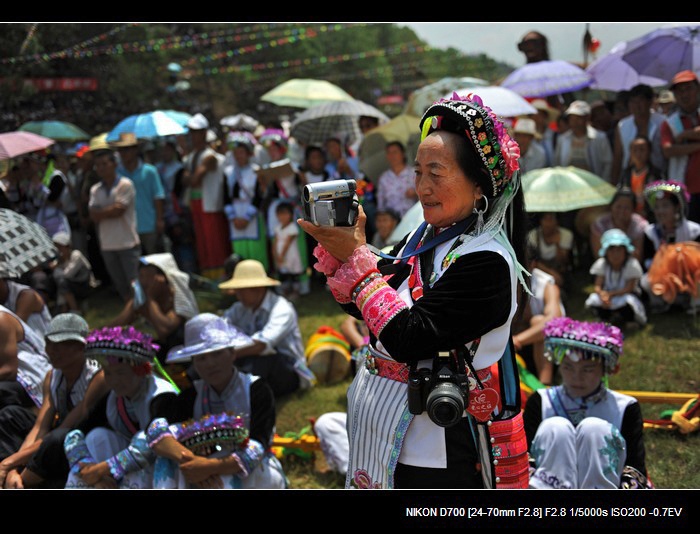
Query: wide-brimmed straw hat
219 259 280 290
109 132 140 149
166 313 254 363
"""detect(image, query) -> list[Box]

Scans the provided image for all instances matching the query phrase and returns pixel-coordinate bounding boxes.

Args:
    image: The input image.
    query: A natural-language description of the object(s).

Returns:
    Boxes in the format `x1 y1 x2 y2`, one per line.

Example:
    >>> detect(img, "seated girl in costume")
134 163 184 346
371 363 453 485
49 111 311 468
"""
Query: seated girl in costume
523 317 651 489
584 228 647 327
639 181 700 314
63 326 179 489
146 313 287 489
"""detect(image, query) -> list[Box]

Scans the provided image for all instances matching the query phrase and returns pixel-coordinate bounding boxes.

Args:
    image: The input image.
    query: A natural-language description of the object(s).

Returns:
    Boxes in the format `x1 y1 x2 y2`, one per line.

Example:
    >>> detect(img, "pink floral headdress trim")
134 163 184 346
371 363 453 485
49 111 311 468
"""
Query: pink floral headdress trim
259 128 288 149
543 317 623 374
644 180 690 214
85 326 159 364
419 92 520 198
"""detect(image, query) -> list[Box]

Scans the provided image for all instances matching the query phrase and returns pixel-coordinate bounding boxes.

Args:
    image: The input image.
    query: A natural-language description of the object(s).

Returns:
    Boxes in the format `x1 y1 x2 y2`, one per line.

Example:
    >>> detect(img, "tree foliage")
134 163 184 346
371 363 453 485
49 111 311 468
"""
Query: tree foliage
0 23 513 130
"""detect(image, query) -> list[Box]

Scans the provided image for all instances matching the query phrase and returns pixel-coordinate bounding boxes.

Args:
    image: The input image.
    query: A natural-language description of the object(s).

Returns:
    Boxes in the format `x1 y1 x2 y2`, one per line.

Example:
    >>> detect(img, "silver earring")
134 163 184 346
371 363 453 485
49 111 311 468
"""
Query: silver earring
473 196 488 234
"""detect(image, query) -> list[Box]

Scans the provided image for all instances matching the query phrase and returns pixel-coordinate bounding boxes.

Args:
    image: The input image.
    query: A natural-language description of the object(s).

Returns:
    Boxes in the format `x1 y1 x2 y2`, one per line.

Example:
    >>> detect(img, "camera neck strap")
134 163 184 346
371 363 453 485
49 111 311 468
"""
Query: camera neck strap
373 214 476 267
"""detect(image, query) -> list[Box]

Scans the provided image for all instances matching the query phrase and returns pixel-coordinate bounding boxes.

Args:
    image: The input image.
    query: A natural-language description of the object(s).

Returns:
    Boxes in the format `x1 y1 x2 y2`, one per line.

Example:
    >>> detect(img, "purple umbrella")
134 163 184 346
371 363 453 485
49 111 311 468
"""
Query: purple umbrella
587 41 667 91
501 60 593 98
622 25 700 82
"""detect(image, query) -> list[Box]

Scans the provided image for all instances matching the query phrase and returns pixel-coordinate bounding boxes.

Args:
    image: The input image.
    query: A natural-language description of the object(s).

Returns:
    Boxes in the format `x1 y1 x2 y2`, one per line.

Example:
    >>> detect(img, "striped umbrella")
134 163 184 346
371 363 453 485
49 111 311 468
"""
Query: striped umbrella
0 208 58 279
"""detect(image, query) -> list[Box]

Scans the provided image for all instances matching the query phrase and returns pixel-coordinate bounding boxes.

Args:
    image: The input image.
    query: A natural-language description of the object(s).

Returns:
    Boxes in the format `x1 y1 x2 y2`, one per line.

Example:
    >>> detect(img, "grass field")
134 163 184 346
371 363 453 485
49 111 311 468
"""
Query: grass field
83 266 699 490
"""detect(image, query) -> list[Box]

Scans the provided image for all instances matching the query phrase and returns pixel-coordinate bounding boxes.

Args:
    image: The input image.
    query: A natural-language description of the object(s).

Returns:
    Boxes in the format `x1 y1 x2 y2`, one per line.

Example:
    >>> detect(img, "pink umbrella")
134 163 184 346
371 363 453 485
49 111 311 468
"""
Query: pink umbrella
0 131 55 160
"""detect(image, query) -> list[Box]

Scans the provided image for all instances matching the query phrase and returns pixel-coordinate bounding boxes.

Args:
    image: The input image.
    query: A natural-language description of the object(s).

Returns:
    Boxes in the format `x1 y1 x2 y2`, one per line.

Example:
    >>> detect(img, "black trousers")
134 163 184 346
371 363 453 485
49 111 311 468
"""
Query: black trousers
25 427 71 488
0 382 37 461
235 353 300 398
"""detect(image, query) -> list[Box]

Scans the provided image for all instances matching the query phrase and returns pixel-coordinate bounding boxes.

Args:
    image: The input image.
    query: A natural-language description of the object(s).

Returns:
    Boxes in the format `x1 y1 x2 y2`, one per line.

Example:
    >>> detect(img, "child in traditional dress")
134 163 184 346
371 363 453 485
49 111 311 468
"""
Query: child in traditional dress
146 313 287 489
585 228 647 327
272 202 303 300
63 326 178 489
523 317 651 489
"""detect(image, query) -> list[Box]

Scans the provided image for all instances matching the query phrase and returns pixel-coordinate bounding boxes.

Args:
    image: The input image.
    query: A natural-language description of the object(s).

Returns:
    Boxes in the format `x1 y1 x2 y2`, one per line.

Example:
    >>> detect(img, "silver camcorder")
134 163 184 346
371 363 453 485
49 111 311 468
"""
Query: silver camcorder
301 179 360 227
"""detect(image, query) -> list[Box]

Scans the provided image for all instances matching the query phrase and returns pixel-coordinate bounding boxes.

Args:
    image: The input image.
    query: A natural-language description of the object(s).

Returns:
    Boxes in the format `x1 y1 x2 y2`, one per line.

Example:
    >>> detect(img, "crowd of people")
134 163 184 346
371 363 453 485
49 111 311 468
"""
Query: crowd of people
1 31 699 488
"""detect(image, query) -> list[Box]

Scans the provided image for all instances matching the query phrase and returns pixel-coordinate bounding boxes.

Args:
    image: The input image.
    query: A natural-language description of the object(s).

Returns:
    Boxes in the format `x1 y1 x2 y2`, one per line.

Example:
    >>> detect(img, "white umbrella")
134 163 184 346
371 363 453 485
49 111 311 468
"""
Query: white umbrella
220 113 259 131
404 76 489 117
586 41 667 91
387 201 424 246
443 86 537 118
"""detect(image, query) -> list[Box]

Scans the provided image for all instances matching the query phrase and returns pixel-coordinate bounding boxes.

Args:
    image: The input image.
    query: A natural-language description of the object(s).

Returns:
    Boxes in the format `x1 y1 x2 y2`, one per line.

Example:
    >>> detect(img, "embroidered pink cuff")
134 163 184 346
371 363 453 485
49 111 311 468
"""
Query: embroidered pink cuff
327 245 379 299
356 278 408 337
312 244 343 277
329 285 353 305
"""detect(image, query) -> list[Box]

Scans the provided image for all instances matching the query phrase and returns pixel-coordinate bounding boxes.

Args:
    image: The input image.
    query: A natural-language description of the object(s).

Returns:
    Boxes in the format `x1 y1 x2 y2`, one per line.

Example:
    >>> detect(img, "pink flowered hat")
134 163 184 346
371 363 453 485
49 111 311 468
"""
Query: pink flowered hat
419 92 521 198
543 317 624 375
85 326 159 365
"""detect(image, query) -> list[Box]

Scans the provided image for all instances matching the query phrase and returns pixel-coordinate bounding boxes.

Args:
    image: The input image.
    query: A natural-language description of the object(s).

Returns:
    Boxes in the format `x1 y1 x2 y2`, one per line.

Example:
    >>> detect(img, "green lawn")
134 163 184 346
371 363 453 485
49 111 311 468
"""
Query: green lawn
83 267 699 489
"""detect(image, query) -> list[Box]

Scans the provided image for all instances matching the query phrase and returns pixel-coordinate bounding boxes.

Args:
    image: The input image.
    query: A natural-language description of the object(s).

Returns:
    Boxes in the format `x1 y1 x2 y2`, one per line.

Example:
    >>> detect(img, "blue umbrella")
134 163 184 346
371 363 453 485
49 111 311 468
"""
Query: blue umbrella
158 109 193 127
106 111 188 142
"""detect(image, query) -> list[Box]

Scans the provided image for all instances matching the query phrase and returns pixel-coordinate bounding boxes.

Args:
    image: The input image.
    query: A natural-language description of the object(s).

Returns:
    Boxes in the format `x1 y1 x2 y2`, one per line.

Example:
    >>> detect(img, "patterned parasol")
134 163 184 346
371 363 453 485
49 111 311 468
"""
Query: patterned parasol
0 208 58 279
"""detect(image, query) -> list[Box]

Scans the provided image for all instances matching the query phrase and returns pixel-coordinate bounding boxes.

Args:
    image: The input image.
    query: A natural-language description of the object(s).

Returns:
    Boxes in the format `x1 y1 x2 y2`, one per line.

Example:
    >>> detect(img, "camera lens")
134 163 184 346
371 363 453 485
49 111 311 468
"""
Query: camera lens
426 383 465 427
302 185 311 202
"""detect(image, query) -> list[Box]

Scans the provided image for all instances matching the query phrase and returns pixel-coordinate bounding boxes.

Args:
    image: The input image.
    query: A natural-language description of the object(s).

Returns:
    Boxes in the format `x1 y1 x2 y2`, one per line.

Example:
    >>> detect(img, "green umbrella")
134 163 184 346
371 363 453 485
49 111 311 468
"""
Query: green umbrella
18 120 91 142
521 166 617 212
358 114 421 181
260 78 354 109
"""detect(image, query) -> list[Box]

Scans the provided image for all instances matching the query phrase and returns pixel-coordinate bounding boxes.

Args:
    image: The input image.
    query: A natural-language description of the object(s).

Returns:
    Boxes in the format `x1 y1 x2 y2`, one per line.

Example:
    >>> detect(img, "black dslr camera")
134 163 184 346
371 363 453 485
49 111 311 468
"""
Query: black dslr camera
407 351 470 428
301 179 360 227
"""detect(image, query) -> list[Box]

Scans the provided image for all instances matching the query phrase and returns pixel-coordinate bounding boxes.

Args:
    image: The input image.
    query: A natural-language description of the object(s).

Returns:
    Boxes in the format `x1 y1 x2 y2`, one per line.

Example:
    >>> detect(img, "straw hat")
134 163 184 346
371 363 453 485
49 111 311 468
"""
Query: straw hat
218 259 280 290
109 132 140 148
87 133 111 153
